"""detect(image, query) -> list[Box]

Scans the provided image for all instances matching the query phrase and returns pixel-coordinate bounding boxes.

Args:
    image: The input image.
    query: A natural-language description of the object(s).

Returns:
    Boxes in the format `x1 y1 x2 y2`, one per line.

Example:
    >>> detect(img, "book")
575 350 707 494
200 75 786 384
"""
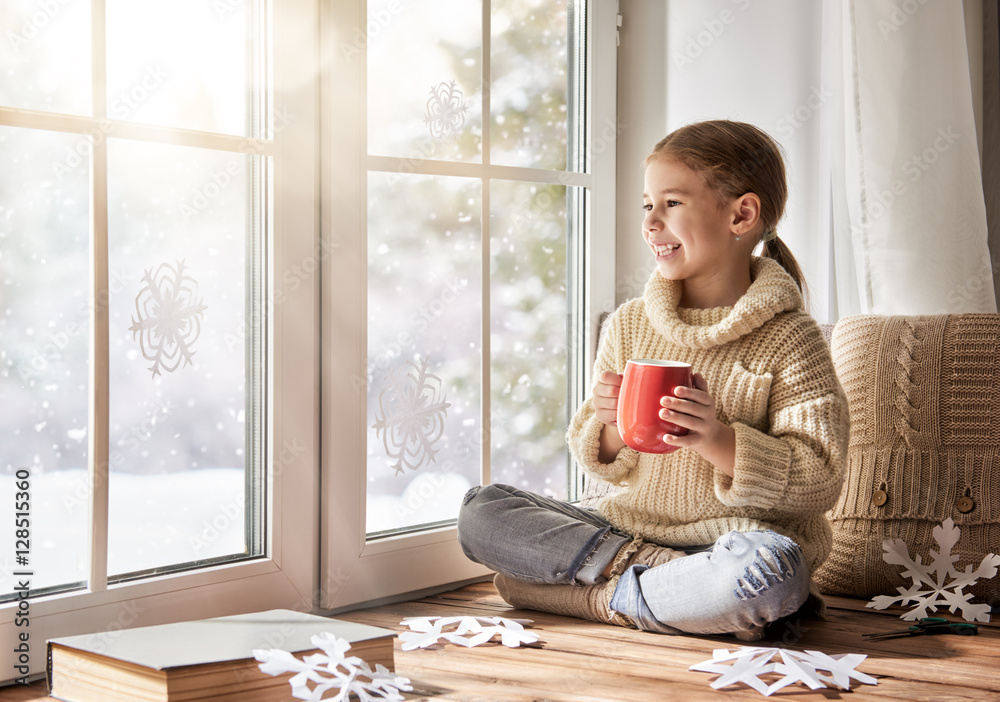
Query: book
46 608 396 702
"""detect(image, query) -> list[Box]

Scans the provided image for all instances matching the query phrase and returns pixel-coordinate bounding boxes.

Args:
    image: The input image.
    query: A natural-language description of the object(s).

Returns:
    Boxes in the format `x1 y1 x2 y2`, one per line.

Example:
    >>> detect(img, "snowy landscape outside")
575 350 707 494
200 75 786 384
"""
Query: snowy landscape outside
0 0 577 596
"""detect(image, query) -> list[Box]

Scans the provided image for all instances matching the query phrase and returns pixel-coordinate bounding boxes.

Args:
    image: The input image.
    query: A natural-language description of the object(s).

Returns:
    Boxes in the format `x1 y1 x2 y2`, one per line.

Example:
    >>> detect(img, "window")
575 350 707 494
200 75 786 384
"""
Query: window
321 0 617 607
0 0 618 677
1 0 317 680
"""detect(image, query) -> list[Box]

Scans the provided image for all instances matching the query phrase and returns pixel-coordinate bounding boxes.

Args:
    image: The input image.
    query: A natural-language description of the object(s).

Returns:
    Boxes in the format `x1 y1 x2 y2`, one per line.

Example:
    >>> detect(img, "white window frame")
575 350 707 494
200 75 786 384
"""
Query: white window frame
0 0 319 682
320 0 618 610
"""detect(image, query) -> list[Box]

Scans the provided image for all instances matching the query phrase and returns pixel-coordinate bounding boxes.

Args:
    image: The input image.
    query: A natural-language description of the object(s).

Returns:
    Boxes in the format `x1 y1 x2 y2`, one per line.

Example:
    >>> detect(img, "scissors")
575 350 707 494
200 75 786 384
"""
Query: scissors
862 617 979 641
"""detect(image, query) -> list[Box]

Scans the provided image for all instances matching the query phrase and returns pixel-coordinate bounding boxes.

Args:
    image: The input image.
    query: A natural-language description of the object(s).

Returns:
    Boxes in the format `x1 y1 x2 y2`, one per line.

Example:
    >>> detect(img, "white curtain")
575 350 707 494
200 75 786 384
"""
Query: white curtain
831 0 997 315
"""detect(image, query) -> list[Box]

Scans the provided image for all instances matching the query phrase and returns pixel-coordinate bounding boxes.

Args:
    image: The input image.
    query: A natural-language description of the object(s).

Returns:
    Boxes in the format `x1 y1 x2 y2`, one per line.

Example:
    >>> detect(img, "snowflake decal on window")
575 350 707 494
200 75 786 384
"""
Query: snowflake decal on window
128 260 208 379
372 357 451 475
867 517 1000 622
424 80 468 140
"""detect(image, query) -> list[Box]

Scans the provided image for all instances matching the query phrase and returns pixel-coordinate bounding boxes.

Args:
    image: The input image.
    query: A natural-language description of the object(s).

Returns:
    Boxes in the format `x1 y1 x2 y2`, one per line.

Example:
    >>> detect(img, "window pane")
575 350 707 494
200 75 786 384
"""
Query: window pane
106 139 256 576
105 0 247 135
366 172 482 535
367 0 482 163
0 126 91 596
490 180 571 498
0 0 91 115
490 0 569 170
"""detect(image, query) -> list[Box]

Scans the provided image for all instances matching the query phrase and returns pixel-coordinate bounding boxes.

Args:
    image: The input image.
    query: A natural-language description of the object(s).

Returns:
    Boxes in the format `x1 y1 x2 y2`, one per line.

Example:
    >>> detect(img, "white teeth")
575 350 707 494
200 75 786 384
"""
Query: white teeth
653 244 679 255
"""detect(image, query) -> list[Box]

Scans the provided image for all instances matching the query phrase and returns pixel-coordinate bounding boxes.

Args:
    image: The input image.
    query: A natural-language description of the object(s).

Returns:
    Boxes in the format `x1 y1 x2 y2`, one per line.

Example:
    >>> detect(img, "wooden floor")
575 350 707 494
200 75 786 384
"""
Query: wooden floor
5 581 999 701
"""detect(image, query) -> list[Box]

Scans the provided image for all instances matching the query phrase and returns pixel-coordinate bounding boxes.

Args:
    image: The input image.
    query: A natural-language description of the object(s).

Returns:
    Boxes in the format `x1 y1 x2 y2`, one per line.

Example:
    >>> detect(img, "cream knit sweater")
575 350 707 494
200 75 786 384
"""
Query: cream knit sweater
568 257 849 580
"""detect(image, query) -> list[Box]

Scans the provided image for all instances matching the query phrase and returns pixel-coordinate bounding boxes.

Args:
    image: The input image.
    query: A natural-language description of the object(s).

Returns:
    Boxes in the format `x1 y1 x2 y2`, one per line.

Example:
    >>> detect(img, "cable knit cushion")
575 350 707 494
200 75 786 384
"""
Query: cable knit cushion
813 314 1000 608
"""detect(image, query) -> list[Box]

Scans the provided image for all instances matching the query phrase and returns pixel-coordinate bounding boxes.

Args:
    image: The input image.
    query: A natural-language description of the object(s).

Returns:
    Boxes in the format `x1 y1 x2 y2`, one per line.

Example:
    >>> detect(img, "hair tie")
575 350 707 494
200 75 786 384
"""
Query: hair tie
762 229 778 243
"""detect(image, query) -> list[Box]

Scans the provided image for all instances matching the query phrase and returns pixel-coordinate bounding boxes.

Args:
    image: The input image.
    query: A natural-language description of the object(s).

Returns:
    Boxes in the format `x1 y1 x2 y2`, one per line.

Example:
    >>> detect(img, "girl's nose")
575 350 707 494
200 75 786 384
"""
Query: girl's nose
643 211 661 233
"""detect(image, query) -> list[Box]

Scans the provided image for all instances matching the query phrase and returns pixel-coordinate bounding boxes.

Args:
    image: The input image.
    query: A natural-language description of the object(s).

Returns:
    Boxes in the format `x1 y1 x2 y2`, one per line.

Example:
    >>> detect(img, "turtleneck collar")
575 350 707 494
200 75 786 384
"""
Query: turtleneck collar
642 256 804 349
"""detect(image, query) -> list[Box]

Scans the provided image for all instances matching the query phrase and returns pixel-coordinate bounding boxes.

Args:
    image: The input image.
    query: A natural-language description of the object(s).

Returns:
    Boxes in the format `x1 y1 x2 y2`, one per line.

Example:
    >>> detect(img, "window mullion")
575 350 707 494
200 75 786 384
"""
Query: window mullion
87 0 109 594
481 0 492 489
566 0 588 500
0 108 270 155
245 0 269 560
365 155 592 187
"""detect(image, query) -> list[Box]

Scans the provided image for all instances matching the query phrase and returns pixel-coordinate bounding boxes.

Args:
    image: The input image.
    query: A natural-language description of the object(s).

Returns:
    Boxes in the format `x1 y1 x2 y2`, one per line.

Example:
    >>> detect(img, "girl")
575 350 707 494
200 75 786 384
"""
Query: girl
457 120 848 638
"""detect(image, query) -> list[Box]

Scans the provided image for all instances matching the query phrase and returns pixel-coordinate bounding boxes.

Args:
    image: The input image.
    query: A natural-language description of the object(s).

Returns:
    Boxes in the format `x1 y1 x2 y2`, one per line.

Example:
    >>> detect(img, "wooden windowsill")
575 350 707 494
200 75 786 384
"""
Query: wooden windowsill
8 581 999 700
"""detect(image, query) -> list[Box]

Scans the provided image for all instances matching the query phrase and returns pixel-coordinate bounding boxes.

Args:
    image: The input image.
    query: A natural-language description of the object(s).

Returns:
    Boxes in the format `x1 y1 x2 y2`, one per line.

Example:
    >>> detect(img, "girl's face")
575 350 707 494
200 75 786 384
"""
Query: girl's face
642 157 754 307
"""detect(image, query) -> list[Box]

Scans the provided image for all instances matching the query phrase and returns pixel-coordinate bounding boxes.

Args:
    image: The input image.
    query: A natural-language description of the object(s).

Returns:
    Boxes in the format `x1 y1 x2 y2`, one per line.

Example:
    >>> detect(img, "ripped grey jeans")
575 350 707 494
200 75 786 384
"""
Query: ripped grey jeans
458 483 811 635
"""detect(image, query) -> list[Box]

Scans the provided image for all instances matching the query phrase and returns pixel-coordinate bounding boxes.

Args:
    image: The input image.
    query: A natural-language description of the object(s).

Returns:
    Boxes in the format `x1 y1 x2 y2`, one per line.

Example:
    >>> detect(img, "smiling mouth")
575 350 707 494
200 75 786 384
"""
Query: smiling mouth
651 243 680 257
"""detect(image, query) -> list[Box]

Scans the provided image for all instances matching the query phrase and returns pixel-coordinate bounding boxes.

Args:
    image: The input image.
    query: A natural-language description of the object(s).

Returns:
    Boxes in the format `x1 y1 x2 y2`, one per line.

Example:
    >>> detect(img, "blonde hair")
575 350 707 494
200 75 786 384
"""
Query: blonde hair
645 120 806 296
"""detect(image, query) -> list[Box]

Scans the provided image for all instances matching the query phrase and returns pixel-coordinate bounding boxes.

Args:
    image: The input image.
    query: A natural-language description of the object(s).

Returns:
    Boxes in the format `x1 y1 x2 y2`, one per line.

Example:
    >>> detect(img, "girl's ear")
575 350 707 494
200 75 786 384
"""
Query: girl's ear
731 193 761 237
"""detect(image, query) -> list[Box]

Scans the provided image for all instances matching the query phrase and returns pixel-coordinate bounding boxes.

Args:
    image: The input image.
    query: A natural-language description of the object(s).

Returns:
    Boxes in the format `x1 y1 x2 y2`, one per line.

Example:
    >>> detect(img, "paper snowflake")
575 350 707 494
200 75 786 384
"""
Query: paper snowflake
424 80 468 140
254 632 411 702
399 616 539 650
372 357 451 475
689 647 877 697
867 518 1000 622
129 260 208 378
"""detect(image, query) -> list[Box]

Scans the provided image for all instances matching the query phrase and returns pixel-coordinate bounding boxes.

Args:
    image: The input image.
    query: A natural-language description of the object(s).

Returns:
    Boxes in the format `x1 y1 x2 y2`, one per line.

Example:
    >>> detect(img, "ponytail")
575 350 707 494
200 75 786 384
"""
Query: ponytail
761 234 808 304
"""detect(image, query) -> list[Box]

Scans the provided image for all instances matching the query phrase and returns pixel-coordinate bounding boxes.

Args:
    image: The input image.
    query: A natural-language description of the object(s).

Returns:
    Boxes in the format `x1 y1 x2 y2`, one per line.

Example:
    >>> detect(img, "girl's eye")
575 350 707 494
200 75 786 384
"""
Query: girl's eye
642 203 652 212
667 200 681 207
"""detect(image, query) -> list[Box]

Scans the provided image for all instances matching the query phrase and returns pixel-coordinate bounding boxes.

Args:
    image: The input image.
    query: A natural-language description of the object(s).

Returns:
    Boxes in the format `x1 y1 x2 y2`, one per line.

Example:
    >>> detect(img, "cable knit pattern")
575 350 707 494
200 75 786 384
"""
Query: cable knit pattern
813 314 1000 608
567 258 850 599
892 320 923 445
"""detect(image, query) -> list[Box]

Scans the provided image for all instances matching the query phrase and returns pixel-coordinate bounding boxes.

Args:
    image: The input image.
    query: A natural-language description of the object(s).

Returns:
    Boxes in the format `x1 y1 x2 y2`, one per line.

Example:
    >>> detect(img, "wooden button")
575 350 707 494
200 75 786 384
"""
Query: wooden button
872 489 888 507
956 496 975 513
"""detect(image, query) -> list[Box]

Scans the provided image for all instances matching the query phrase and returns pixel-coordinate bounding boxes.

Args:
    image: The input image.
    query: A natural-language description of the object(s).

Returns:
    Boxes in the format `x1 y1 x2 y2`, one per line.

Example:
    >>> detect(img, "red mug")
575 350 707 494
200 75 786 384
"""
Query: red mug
616 359 693 454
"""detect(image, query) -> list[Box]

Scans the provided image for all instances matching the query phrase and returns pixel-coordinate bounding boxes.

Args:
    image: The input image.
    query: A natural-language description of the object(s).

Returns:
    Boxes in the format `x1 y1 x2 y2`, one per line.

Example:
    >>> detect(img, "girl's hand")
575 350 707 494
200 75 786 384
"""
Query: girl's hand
659 372 736 476
593 370 623 426
594 371 628 463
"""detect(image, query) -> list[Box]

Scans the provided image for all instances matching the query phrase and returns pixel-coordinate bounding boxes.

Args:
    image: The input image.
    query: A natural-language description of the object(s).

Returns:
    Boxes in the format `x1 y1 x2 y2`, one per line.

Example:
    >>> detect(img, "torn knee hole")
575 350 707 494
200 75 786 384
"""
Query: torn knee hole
758 546 798 578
